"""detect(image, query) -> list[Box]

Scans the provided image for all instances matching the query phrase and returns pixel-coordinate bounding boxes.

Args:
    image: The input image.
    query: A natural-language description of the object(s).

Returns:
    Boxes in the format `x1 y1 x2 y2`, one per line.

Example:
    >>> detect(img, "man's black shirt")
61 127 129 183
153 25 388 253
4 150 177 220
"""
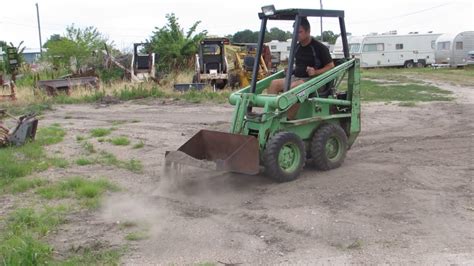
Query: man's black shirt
294 38 332 78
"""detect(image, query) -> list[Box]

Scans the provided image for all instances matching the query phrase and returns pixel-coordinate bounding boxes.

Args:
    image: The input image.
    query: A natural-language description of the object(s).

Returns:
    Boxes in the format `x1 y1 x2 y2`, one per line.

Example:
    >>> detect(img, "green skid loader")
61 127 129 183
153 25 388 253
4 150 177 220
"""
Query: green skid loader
165 6 360 182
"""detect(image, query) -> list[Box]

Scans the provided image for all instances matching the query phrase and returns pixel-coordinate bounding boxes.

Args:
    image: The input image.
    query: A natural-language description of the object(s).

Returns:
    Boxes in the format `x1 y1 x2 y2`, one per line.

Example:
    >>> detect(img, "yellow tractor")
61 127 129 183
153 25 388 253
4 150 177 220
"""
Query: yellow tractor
227 43 273 89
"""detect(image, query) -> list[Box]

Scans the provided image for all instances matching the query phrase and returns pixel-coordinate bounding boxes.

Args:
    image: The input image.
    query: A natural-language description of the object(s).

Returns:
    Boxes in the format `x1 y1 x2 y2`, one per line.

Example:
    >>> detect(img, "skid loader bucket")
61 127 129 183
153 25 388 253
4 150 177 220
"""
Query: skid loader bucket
165 130 260 175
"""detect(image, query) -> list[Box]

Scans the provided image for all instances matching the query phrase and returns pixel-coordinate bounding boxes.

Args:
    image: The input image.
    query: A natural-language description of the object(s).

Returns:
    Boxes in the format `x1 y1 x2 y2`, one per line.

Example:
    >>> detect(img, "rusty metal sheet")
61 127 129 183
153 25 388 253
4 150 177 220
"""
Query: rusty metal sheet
37 76 99 95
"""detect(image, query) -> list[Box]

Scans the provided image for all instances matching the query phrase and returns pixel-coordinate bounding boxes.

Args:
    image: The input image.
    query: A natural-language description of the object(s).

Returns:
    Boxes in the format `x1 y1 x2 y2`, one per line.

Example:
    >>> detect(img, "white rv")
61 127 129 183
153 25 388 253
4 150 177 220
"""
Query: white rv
333 32 441 68
267 40 291 61
434 31 474 67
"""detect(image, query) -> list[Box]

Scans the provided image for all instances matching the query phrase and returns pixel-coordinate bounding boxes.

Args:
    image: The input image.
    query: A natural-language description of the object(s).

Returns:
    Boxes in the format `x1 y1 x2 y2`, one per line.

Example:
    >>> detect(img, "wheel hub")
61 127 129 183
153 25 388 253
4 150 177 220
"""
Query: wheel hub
278 143 300 172
325 137 342 161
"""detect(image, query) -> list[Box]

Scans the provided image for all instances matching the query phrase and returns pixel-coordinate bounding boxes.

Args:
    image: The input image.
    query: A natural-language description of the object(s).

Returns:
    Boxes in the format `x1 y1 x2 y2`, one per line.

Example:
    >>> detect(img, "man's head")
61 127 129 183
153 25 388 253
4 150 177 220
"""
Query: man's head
298 17 311 43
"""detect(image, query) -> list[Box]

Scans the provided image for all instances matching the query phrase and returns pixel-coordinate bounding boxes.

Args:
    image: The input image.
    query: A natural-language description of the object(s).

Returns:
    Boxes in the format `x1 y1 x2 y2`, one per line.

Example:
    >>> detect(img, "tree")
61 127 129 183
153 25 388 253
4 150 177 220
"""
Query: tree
266 27 292 42
315 31 340 44
232 30 258 43
44 25 111 69
232 28 292 43
148 13 207 72
43 34 61 48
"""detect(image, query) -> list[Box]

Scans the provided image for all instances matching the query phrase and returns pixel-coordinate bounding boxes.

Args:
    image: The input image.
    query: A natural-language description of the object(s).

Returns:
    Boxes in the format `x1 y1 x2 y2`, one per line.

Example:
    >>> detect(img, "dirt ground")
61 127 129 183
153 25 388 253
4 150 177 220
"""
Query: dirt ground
32 79 474 264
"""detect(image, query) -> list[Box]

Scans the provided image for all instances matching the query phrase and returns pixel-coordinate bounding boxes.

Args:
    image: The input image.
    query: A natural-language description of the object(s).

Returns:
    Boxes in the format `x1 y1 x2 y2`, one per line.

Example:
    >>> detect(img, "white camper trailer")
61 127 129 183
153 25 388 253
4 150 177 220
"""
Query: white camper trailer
434 31 474 67
267 40 291 61
333 32 441 68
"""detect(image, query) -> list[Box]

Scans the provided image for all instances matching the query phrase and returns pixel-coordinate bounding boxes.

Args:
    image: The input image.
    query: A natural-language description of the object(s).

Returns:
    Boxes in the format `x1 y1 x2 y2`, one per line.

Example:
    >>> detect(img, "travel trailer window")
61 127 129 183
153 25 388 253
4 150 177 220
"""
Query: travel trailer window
349 43 361 53
456 42 463 50
363 43 384 52
286 46 291 51
271 45 277 49
437 41 450 50
396 44 404 50
431 41 436 49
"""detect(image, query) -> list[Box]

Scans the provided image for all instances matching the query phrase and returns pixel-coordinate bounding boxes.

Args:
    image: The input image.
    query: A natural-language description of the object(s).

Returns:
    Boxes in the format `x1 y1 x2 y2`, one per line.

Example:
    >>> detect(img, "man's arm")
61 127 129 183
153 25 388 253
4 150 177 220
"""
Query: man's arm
306 61 334 77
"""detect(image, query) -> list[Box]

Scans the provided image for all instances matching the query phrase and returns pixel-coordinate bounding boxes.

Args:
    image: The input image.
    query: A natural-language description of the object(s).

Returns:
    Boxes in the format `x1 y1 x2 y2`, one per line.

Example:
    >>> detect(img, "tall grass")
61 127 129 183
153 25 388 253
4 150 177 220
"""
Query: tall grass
1 80 231 115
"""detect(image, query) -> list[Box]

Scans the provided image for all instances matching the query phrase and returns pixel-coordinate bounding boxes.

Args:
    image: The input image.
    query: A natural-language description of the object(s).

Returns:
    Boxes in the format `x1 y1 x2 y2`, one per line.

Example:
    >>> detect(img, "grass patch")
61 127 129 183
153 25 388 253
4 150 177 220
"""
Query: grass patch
76 135 85 141
109 136 130 146
37 176 119 209
0 125 66 189
90 128 112 138
132 141 145 149
75 157 94 166
0 206 67 265
58 247 124 265
97 151 143 173
71 151 143 173
35 124 66 146
360 80 453 102
2 178 47 194
82 141 96 154
125 231 148 241
0 205 122 265
50 157 69 168
362 67 474 87
114 84 166 101
0 102 53 116
123 159 143 173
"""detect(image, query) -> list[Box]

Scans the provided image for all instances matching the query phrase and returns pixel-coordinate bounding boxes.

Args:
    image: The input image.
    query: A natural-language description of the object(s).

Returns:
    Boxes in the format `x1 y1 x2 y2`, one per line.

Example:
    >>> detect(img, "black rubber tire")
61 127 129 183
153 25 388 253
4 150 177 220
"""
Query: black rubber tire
263 132 306 182
404 60 414 68
192 74 199 83
228 73 240 89
311 123 348 171
212 79 227 90
416 60 426 68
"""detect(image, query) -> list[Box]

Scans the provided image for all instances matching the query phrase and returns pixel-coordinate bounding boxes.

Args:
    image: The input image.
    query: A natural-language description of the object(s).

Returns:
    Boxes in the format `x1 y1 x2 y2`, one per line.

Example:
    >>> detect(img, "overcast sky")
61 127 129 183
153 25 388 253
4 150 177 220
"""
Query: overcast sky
1 0 473 51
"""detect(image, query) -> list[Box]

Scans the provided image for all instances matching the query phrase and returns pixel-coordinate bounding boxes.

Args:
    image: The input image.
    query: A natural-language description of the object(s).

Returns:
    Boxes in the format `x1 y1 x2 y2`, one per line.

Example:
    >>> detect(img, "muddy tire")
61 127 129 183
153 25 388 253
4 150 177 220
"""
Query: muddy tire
263 132 305 182
311 123 348 171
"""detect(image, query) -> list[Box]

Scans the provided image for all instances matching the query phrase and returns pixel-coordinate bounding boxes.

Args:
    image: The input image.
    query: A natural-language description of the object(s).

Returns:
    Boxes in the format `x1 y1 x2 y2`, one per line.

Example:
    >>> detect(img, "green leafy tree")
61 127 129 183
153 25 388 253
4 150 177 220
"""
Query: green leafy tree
148 13 207 72
315 31 340 44
44 25 111 69
42 34 61 49
232 30 258 43
267 27 292 41
232 28 292 43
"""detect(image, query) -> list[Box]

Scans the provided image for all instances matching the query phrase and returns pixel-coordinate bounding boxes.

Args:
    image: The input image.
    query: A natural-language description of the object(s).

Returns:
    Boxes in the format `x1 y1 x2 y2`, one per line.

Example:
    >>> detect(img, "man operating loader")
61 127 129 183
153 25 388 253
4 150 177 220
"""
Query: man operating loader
268 17 334 119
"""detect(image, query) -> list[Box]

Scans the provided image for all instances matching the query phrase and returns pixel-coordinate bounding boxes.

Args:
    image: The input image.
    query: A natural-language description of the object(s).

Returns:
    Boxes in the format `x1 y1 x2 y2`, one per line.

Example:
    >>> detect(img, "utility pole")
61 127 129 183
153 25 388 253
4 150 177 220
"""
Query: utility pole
320 0 323 42
35 3 43 55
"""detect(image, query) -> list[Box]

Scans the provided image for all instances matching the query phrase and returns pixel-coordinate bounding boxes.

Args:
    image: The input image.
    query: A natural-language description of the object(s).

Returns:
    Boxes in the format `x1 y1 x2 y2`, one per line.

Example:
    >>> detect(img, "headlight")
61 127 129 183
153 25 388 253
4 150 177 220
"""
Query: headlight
262 5 276 16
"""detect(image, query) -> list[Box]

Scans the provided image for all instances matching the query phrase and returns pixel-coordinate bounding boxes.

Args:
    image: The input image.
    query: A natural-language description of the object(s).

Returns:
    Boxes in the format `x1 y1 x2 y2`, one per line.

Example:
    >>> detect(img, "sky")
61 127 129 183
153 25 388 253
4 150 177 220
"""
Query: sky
1 0 473 52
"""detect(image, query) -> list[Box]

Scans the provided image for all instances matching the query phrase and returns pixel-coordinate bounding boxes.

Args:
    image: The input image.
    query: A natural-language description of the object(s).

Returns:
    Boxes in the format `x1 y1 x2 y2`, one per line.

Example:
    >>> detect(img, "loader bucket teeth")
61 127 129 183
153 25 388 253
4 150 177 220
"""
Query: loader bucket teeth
165 130 260 175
